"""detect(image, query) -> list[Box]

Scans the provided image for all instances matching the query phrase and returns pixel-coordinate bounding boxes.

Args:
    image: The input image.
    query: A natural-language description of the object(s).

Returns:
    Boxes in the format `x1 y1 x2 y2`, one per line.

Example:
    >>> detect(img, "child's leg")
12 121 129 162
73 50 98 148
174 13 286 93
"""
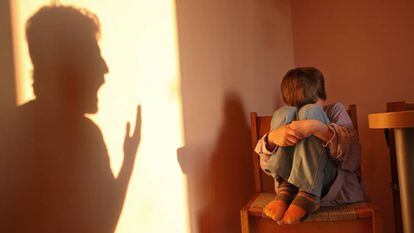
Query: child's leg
263 106 297 221
280 104 334 224
287 104 330 195
321 158 338 198
265 106 297 179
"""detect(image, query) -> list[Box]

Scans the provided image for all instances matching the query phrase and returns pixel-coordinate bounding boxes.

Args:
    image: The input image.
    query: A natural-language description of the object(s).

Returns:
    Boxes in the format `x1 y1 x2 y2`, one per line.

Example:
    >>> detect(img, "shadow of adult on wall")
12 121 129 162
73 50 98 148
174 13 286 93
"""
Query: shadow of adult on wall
0 5 141 233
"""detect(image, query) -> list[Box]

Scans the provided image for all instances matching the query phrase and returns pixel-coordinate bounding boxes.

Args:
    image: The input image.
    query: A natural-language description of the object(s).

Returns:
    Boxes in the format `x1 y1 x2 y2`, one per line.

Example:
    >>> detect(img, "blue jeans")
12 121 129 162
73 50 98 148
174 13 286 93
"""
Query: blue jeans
265 104 338 197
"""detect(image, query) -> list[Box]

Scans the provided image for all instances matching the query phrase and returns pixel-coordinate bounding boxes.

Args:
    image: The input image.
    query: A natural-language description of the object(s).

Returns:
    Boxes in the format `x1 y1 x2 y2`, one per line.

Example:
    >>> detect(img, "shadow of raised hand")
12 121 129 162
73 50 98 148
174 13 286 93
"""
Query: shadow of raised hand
117 105 141 188
123 105 142 164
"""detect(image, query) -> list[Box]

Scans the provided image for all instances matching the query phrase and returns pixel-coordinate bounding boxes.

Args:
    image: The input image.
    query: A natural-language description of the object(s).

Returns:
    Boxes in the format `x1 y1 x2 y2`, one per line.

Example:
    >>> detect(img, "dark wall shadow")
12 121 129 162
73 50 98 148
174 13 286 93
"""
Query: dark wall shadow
178 93 254 233
0 5 140 233
200 93 254 233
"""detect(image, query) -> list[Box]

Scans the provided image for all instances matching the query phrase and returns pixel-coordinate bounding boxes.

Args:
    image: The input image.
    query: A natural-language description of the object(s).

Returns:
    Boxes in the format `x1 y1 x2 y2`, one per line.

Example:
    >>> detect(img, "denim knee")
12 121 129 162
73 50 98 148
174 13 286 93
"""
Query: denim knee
271 106 297 130
297 104 328 122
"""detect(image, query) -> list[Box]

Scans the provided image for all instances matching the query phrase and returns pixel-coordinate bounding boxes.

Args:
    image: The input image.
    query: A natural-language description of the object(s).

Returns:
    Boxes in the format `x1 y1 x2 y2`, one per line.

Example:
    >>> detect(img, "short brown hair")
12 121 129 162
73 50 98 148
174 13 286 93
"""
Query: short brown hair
281 67 327 108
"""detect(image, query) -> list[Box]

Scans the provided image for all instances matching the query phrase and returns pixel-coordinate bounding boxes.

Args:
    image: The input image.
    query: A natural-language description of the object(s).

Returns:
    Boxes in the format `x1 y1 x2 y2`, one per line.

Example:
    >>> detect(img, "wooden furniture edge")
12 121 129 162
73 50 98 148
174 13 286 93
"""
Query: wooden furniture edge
242 193 263 217
368 110 414 129
241 193 262 233
240 206 250 233
368 203 383 233
355 205 374 218
250 112 262 193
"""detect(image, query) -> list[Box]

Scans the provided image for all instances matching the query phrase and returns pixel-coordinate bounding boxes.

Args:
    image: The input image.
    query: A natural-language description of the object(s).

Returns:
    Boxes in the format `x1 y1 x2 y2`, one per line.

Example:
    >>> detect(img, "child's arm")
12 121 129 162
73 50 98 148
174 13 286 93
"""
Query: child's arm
255 126 303 173
267 125 304 148
288 120 333 142
255 134 275 174
289 103 358 161
322 122 358 162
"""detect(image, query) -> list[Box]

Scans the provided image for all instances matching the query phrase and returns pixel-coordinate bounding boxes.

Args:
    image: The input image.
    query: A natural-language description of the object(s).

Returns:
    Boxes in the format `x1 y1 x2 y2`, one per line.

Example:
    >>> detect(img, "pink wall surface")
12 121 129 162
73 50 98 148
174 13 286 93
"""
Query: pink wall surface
176 0 294 232
291 1 414 233
0 0 16 111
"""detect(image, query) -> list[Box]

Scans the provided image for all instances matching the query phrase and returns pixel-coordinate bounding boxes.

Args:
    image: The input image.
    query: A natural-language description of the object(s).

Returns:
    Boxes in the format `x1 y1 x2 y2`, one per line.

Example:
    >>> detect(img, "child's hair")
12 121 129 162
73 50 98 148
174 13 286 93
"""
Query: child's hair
281 67 327 108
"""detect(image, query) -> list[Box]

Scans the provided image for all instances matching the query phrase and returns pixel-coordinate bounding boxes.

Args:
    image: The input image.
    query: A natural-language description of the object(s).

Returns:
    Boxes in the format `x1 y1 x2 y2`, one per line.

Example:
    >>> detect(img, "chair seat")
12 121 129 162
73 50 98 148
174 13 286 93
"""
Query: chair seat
247 193 373 222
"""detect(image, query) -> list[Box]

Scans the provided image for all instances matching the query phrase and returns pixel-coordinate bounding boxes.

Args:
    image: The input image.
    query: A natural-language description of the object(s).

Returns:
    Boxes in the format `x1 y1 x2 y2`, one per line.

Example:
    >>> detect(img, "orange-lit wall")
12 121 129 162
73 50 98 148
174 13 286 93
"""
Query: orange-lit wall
10 0 189 232
176 0 294 232
291 1 414 233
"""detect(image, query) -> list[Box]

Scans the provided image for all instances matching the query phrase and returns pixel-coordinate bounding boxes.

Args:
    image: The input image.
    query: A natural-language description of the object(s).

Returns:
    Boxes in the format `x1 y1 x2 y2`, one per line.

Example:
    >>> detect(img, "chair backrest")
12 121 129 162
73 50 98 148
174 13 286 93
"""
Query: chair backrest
250 104 358 193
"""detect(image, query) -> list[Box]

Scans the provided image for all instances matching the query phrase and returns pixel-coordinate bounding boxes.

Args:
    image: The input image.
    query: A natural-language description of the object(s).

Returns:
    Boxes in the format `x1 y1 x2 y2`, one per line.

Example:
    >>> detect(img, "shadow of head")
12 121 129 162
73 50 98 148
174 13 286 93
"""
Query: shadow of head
26 5 109 114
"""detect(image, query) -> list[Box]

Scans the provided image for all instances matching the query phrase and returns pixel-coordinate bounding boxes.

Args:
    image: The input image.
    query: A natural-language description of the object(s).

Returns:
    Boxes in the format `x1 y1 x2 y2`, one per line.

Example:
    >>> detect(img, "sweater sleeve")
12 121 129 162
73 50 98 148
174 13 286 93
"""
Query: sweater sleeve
255 133 278 172
324 123 358 161
323 103 359 162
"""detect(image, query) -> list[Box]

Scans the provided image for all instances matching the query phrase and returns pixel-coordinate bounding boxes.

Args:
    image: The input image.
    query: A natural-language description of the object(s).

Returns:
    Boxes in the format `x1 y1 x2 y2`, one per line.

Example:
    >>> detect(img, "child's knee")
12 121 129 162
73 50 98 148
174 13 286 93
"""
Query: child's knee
297 104 324 120
271 106 297 129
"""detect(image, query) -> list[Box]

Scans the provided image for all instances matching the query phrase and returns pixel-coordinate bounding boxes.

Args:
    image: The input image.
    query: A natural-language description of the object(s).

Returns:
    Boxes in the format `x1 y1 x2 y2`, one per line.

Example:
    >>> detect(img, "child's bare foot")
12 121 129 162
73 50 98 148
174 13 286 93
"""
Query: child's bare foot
264 180 298 221
278 191 320 225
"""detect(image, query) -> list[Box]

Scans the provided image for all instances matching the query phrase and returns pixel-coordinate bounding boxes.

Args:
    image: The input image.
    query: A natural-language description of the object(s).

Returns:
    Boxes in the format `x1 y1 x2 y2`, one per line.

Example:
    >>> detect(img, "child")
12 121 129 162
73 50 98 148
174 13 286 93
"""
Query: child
255 67 365 225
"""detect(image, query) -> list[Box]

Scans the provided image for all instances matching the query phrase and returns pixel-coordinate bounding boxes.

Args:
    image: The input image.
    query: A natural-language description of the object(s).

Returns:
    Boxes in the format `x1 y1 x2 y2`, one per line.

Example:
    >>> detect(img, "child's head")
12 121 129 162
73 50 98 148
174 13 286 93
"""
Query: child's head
281 67 327 108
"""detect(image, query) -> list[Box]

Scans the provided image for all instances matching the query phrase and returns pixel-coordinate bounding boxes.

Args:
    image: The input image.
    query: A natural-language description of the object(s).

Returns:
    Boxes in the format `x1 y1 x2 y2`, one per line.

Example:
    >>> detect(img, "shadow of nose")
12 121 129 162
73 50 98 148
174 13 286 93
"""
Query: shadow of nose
103 58 109 74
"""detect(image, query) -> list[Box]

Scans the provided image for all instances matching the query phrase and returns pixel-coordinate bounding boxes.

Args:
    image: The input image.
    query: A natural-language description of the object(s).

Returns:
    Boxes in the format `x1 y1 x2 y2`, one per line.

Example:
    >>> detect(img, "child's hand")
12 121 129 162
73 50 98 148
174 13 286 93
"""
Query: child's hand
288 120 321 138
268 125 304 147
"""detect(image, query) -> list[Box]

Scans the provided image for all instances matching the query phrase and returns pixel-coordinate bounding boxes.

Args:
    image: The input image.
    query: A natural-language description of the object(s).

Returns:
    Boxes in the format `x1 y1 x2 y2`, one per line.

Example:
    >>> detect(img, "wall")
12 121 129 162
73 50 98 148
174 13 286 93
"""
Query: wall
175 0 295 232
0 0 16 113
4 1 189 232
291 1 414 233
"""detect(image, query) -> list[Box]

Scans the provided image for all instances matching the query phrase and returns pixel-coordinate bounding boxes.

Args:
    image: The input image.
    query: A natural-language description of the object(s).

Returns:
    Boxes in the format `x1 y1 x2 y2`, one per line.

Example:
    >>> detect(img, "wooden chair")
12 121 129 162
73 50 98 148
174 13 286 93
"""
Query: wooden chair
385 101 414 233
240 104 381 233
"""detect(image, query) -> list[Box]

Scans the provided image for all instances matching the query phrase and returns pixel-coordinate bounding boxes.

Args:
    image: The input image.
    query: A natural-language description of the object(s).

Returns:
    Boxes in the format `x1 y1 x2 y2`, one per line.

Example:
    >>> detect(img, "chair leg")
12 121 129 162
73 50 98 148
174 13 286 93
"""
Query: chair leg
240 207 250 233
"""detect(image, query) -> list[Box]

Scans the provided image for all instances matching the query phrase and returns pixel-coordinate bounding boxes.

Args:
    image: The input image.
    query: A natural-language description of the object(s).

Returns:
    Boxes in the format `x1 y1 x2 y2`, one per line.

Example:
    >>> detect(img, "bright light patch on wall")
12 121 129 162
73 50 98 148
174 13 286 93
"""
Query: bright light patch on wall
11 0 189 232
